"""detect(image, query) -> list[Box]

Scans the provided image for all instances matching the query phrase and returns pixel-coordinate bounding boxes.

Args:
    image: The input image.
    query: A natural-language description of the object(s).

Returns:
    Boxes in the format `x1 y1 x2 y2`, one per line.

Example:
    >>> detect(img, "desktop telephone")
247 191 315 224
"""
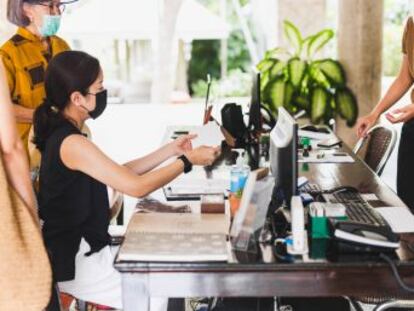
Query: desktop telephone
321 187 400 247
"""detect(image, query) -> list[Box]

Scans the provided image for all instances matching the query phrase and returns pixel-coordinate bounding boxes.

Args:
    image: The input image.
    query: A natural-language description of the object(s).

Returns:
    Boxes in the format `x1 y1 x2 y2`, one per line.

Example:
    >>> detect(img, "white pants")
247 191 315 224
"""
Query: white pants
58 238 168 310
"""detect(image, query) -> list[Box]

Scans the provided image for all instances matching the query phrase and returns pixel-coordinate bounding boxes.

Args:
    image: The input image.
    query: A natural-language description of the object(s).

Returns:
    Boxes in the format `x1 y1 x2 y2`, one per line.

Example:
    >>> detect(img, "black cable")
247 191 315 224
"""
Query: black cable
380 253 414 293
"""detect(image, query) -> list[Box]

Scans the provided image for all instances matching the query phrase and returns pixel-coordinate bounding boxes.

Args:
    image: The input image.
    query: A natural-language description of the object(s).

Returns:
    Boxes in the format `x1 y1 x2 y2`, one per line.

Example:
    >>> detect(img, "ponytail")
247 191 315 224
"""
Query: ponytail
32 98 66 152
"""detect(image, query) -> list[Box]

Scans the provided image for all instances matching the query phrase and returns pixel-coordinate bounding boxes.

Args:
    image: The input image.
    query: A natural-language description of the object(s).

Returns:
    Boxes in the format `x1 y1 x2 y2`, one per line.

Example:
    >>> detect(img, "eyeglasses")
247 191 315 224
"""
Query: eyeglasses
35 0 78 14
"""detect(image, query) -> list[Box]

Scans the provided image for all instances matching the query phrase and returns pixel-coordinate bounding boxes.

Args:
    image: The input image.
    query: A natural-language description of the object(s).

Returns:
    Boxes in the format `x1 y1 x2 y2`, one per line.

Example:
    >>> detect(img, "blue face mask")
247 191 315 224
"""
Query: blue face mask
39 15 61 37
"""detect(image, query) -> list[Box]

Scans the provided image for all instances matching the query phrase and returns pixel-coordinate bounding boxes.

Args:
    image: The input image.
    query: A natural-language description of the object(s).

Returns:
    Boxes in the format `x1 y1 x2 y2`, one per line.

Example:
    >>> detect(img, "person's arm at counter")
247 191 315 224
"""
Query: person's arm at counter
61 134 219 198
124 134 198 174
356 55 414 137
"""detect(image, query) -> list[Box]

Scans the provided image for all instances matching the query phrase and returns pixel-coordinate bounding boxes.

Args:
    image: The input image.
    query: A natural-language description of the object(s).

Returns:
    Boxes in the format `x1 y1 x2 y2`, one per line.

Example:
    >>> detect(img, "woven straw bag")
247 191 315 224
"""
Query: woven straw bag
0 151 51 310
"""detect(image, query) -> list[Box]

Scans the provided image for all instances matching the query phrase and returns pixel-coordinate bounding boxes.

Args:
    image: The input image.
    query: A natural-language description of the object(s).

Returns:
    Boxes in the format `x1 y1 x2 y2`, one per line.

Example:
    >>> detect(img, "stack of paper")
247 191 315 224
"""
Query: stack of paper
118 213 230 262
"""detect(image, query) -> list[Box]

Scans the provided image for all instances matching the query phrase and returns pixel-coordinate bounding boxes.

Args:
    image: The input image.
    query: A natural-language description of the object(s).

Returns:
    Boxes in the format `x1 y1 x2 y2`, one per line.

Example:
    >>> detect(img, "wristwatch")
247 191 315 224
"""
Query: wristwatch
178 155 193 173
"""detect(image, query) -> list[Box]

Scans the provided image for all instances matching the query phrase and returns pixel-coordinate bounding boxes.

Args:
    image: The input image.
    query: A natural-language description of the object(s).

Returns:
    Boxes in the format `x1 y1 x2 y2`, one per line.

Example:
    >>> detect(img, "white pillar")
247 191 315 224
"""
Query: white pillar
220 0 228 78
175 39 189 93
151 0 183 104
251 0 278 55
337 0 384 146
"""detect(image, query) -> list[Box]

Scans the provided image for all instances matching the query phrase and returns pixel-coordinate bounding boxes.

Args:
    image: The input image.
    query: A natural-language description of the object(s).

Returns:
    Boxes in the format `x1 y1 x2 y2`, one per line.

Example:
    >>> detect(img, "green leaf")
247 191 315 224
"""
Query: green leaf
301 36 313 59
287 58 307 89
283 20 303 55
267 79 286 111
335 88 358 127
307 29 334 59
270 60 286 78
260 71 270 92
265 47 289 59
318 59 346 86
309 63 331 88
257 58 276 73
283 82 295 112
294 94 310 110
267 78 294 113
323 98 336 124
310 87 329 124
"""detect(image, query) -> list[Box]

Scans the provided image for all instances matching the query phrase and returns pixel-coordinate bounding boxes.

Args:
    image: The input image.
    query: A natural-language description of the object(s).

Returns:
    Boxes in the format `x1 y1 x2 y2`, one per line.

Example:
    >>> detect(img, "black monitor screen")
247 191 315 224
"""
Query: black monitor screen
248 69 262 133
269 107 298 209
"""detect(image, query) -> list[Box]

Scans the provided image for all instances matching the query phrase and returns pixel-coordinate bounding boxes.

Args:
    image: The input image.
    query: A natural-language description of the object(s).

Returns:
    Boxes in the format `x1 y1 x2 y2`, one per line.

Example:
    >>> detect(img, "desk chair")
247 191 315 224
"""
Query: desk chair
353 125 397 176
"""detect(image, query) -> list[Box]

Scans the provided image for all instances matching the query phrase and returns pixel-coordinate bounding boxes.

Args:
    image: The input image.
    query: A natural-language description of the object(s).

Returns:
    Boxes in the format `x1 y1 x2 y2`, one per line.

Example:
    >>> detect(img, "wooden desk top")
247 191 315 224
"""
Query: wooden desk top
115 143 414 298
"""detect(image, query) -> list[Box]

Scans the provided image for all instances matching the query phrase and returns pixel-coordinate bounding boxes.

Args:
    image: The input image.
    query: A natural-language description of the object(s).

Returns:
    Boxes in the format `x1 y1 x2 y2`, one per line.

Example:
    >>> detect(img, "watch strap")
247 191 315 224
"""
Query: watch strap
178 155 193 173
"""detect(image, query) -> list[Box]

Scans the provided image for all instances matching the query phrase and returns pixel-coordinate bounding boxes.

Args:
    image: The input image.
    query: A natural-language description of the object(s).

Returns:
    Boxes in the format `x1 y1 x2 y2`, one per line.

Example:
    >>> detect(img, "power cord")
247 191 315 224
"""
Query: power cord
380 253 414 293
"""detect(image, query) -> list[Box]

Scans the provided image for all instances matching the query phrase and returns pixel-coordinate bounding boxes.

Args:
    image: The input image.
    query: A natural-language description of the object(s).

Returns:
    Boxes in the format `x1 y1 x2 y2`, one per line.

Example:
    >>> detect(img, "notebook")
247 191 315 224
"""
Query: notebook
118 213 230 262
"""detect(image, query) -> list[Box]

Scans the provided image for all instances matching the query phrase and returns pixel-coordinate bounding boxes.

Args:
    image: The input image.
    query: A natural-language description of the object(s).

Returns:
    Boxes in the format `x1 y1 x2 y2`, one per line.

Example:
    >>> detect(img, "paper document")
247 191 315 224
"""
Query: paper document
127 213 230 235
377 207 414 233
118 213 230 262
298 130 335 141
167 178 229 195
298 150 354 163
191 122 224 148
163 123 224 148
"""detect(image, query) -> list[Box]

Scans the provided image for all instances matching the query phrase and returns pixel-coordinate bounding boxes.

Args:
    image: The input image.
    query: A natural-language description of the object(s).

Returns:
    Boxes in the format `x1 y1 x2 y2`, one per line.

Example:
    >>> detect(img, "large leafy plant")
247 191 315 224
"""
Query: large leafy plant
257 21 358 126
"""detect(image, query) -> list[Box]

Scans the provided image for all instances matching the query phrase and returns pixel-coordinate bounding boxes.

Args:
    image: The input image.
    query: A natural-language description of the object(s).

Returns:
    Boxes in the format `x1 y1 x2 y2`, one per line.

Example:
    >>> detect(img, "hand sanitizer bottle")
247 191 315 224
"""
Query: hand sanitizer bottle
229 149 250 216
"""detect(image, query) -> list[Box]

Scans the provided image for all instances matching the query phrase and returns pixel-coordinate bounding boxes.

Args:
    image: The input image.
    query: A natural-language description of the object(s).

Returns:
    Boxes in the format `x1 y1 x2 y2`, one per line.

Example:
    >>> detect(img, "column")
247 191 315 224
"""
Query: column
337 0 384 146
277 0 327 44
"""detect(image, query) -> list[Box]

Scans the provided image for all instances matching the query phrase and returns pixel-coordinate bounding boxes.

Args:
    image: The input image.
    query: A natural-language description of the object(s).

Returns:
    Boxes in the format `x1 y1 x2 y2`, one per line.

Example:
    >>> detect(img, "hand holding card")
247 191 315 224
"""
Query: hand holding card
385 105 414 124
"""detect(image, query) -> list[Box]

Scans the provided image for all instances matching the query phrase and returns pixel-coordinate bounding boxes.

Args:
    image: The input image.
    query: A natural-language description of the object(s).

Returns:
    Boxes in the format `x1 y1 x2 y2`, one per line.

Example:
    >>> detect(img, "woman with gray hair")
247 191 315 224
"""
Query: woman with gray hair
0 59 52 309
1 0 74 171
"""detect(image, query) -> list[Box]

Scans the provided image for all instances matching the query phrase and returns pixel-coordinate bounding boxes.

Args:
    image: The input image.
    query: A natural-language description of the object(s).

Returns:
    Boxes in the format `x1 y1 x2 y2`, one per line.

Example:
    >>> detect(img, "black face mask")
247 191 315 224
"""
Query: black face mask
83 89 107 120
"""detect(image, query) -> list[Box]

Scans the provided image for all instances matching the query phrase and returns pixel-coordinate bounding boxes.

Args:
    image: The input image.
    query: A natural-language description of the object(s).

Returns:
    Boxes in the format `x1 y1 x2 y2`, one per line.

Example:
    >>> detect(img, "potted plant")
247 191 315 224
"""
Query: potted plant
257 20 358 126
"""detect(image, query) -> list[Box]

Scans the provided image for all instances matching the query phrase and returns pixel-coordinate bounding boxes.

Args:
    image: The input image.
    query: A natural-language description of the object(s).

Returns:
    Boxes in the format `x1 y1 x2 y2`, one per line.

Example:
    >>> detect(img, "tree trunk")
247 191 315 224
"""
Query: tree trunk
337 0 384 146
151 0 184 104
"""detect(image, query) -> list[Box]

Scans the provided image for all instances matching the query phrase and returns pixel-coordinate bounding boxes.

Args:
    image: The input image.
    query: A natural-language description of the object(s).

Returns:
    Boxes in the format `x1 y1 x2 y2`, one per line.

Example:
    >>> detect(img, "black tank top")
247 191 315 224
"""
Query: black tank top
38 121 110 281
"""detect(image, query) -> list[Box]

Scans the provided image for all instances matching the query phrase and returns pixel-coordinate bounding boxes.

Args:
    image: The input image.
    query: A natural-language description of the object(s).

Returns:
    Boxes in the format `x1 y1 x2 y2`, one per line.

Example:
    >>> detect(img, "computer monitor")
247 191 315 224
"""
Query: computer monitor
269 107 298 209
248 69 262 133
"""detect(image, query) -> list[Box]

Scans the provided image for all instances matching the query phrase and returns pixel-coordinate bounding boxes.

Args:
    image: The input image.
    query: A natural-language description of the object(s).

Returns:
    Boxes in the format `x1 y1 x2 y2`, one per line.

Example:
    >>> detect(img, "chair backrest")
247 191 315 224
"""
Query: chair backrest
353 125 397 176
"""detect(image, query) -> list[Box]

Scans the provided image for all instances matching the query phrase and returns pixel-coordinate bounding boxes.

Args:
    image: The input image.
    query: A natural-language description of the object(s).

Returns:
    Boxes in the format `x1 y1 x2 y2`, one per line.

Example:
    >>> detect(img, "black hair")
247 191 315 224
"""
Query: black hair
33 50 100 151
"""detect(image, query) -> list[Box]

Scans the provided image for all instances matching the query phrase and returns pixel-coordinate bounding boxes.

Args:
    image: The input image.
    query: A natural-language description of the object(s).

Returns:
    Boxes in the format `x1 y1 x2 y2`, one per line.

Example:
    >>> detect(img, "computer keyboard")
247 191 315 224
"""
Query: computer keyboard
344 202 387 227
300 183 322 195
325 189 386 227
323 188 399 243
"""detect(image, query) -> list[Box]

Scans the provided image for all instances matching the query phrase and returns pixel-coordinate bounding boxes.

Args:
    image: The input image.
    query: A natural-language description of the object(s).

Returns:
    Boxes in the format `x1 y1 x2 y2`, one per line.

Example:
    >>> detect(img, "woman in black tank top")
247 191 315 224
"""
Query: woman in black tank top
33 51 220 309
